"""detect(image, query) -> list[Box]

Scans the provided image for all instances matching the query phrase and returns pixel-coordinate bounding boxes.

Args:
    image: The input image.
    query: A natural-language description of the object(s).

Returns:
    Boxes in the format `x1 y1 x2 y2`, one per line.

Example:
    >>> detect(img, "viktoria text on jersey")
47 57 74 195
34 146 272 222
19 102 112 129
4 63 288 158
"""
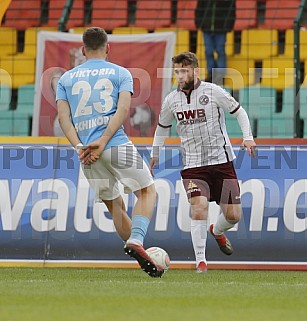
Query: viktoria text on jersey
70 68 116 79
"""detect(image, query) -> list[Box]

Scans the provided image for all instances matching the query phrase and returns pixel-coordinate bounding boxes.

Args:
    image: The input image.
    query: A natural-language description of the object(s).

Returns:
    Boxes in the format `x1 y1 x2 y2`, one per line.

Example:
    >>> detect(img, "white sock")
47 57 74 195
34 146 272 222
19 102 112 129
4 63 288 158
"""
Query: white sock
213 214 235 235
191 219 207 266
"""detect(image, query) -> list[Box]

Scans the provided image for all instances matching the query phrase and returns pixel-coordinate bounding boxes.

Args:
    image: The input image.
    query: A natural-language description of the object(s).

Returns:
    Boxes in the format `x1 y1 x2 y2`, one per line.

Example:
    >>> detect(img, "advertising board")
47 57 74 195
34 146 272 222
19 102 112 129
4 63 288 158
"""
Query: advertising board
1 140 306 267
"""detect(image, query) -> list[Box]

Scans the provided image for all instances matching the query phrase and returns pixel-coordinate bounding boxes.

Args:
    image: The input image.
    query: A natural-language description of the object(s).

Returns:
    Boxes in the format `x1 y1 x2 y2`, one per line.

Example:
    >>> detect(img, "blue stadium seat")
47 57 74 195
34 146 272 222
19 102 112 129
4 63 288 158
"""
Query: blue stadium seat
225 113 242 137
239 86 276 136
0 110 29 135
268 87 295 138
297 87 307 137
0 84 11 111
170 118 178 137
16 84 35 116
239 86 277 119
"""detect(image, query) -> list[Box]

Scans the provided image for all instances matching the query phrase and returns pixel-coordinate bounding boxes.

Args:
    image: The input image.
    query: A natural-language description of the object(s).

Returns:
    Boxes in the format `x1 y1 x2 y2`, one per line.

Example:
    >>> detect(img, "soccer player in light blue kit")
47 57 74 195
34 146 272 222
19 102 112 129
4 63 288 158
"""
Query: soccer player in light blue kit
56 27 163 277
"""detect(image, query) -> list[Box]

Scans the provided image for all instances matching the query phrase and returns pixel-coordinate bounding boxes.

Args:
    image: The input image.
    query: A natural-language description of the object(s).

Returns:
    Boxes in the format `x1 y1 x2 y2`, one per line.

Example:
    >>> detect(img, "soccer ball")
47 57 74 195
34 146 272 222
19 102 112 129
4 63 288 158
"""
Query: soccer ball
146 247 170 271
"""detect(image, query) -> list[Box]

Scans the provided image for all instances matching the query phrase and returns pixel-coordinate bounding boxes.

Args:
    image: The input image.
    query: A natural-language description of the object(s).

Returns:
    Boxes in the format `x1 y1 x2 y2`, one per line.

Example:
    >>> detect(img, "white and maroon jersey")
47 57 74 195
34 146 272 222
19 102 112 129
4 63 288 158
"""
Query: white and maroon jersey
158 80 240 168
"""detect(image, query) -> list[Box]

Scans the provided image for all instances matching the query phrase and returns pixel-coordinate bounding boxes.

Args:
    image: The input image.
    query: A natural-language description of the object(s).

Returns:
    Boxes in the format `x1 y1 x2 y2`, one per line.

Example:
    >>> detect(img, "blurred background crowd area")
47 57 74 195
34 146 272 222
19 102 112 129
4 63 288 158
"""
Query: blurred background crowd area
0 0 307 138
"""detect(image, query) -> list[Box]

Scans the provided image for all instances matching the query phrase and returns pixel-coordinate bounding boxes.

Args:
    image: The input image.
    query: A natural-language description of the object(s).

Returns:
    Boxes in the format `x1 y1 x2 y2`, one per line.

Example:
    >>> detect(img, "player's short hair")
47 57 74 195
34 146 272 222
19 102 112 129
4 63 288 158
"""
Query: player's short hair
172 52 199 68
83 27 108 51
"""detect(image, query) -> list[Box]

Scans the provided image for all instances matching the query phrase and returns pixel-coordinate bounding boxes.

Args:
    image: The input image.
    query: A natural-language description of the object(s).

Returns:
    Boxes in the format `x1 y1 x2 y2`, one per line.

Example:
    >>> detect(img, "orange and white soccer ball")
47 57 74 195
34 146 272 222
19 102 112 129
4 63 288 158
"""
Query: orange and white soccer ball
146 247 170 271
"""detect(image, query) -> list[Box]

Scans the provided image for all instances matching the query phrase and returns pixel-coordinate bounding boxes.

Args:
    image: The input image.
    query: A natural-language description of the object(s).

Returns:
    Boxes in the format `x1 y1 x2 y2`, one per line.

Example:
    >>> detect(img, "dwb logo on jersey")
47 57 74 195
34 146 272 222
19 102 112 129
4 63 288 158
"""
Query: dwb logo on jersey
199 95 209 105
176 109 206 125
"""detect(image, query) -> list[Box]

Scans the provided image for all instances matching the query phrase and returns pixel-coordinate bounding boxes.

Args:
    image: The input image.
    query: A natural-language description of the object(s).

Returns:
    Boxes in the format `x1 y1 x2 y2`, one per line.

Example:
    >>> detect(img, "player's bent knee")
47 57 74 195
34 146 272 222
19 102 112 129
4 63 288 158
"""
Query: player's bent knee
222 204 242 223
144 183 157 198
227 210 241 224
135 183 156 199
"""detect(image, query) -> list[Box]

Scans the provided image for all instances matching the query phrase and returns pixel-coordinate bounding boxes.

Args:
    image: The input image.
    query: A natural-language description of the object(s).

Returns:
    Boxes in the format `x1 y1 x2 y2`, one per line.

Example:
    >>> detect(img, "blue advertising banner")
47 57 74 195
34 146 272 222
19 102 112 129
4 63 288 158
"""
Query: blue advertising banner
0 142 306 264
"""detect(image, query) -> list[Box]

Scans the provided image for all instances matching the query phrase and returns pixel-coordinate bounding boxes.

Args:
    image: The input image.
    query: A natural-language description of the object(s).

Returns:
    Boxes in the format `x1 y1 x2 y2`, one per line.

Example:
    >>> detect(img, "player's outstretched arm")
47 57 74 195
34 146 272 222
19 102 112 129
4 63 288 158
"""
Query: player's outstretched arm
232 106 256 158
241 140 257 158
150 124 171 176
149 157 159 177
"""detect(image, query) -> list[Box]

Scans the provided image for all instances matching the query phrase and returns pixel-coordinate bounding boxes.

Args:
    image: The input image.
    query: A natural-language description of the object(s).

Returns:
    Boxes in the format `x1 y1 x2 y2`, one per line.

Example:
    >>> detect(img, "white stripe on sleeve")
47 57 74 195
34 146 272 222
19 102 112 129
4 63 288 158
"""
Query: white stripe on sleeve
151 125 170 158
232 107 254 140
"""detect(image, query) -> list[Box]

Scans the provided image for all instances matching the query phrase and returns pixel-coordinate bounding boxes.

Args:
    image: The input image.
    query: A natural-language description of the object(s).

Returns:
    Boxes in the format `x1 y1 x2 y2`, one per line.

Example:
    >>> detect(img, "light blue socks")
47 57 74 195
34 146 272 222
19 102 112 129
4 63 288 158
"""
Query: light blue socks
128 215 150 244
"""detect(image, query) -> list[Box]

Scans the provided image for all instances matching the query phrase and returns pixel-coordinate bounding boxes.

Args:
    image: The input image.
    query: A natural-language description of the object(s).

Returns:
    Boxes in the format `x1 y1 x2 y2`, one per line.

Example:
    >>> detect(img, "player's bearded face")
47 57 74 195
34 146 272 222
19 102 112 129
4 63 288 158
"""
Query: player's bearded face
182 77 194 90
174 64 195 90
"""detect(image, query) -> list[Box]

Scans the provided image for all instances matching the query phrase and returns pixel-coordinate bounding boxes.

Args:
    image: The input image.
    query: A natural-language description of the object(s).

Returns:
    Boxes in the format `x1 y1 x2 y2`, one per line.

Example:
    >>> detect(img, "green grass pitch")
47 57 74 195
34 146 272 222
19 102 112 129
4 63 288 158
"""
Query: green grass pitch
0 267 307 321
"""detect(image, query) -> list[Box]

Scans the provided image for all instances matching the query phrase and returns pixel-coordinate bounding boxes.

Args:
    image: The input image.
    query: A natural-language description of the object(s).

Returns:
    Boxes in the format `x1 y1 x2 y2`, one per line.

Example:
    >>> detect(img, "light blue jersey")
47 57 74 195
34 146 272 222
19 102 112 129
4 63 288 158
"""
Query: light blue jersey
56 58 133 149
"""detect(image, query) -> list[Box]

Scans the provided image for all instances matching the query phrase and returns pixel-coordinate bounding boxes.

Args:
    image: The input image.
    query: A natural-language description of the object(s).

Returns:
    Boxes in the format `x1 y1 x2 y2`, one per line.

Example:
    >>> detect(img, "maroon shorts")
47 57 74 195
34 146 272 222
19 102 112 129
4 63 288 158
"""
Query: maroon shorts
181 161 241 204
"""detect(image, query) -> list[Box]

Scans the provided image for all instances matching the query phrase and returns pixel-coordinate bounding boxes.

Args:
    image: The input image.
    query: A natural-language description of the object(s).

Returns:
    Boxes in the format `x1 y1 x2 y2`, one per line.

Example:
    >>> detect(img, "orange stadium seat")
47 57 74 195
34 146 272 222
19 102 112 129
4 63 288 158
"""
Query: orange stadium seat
112 27 148 34
2 0 41 30
0 54 35 88
283 29 307 59
46 0 84 29
237 29 279 59
0 27 17 56
91 0 128 30
134 0 172 29
155 28 190 55
261 57 295 90
234 0 257 30
262 0 300 30
23 27 57 56
176 0 197 30
224 57 256 90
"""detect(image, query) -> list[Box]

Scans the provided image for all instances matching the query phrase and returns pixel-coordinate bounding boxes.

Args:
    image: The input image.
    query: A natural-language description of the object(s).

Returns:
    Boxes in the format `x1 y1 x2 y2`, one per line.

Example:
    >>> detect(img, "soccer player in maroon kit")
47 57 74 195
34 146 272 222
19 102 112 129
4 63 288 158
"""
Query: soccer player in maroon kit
150 52 256 273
